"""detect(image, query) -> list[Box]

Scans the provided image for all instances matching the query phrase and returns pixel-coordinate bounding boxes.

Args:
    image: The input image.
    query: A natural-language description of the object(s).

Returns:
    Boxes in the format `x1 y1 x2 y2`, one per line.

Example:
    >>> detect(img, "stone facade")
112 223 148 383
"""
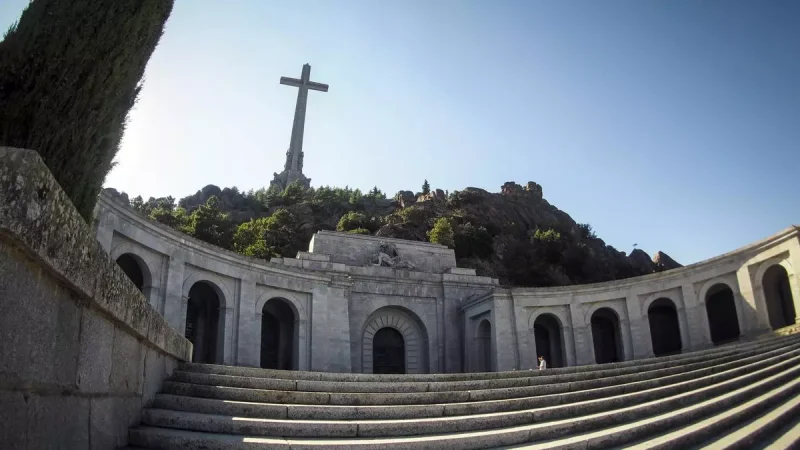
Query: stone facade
93 186 800 374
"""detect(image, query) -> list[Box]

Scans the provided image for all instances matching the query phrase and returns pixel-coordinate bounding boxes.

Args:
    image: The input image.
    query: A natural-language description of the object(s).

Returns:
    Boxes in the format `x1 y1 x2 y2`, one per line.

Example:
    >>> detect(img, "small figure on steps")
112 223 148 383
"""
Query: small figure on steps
538 355 547 370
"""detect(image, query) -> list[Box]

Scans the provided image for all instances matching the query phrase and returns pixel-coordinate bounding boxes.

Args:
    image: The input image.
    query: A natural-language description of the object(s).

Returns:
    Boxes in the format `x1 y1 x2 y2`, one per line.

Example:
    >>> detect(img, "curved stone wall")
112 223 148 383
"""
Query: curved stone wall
94 191 800 373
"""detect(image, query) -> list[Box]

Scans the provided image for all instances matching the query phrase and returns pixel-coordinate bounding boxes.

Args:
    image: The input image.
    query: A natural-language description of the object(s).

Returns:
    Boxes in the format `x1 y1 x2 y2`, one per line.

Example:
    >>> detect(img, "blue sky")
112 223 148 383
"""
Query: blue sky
2 1 798 264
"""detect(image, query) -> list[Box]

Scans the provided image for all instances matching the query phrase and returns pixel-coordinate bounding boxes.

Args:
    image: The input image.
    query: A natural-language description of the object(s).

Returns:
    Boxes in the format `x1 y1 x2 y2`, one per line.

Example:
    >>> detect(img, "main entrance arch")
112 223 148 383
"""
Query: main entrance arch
362 307 429 374
591 308 623 364
705 284 740 344
185 281 224 364
763 265 797 329
533 313 565 368
261 298 297 370
373 328 405 374
648 298 682 356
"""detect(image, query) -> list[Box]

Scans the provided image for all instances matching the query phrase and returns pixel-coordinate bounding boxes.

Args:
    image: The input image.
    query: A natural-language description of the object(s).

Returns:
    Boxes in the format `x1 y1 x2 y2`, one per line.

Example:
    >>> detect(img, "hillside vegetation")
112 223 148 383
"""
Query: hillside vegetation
105 180 680 287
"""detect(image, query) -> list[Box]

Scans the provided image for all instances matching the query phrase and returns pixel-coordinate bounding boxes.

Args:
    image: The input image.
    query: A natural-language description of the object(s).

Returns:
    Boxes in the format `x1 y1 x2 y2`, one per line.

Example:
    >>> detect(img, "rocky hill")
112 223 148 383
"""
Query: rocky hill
105 180 681 287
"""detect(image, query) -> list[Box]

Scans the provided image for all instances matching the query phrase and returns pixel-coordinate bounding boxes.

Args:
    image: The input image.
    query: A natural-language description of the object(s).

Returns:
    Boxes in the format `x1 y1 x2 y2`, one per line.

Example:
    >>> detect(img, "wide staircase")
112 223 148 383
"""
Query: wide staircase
129 332 800 449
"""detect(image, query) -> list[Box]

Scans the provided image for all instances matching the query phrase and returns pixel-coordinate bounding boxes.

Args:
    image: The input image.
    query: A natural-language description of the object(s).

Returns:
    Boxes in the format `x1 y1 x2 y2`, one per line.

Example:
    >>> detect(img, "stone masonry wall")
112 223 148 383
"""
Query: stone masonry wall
0 147 192 449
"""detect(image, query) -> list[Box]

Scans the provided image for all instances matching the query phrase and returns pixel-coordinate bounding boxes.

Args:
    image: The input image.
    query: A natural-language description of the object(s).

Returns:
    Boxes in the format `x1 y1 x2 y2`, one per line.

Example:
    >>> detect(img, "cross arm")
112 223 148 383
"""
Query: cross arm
307 81 329 92
280 77 302 88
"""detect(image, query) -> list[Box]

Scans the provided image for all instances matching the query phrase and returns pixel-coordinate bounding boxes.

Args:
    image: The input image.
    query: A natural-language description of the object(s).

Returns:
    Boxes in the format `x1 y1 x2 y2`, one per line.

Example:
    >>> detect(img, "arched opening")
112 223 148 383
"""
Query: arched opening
648 298 682 356
373 328 405 374
591 308 623 364
533 314 565 368
260 298 297 370
116 253 145 292
763 265 797 329
476 319 492 372
705 284 740 344
185 281 223 364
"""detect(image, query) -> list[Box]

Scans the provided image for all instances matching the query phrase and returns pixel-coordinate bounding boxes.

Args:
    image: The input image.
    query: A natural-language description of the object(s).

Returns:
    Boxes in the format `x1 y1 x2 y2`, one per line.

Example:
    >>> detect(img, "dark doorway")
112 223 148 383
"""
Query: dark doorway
533 314 564 368
591 308 622 364
116 254 145 292
763 265 796 330
705 284 740 344
373 328 405 374
476 319 492 372
648 298 682 356
185 282 222 364
261 298 296 370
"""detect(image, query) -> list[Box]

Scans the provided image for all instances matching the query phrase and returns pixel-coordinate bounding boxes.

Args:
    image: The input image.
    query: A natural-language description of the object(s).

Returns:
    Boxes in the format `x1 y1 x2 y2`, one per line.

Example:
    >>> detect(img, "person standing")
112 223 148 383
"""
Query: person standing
538 356 547 370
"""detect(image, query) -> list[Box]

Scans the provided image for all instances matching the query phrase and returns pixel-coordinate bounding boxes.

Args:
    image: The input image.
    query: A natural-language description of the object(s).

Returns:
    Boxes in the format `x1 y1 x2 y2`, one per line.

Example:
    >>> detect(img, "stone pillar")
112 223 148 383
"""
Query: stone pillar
682 284 712 350
491 292 517 371
512 296 535 370
626 293 654 359
735 267 762 335
569 302 590 366
162 251 186 334
236 280 260 367
309 279 352 372
619 318 634 361
787 239 800 324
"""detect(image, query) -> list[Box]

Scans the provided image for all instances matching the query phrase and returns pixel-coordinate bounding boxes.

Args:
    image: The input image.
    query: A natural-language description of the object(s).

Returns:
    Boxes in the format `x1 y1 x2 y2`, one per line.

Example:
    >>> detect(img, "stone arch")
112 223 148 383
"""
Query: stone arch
703 282 741 344
114 253 150 293
260 298 297 370
647 297 683 356
181 273 232 365
531 312 566 368
362 307 429 374
110 242 158 306
590 307 623 364
255 289 307 322
761 263 797 330
475 319 492 372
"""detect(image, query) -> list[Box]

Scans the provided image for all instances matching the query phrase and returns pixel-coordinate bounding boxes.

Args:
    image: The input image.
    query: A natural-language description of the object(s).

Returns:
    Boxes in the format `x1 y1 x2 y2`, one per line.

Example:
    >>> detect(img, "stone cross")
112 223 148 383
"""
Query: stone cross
280 63 328 173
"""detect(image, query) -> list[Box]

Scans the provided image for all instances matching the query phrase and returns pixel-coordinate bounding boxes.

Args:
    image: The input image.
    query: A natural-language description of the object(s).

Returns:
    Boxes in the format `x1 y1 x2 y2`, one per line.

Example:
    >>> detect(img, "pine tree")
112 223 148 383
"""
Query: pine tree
422 179 431 195
0 0 174 221
428 217 455 248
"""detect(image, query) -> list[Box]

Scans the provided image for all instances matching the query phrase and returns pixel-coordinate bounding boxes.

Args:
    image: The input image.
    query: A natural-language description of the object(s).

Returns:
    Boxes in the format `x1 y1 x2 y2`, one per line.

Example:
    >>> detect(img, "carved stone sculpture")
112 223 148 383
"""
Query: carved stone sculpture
371 242 417 271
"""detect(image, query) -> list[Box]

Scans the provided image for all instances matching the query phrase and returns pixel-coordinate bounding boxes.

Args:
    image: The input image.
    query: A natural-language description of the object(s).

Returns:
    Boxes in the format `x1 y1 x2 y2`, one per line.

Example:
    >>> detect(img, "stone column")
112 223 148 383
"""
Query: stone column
94 206 115 254
626 293 654 359
619 318 634 361
735 267 762 335
682 284 711 350
788 239 800 324
512 296 535 370
236 280 260 367
491 292 517 371
570 302 590 366
162 251 186 334
309 279 352 372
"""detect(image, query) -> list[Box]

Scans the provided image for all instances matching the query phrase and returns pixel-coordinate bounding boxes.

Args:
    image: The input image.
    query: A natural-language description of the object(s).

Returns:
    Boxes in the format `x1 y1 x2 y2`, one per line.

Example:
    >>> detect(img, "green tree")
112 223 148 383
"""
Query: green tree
232 209 301 259
349 188 363 205
184 196 234 249
422 179 430 195
337 211 370 232
281 181 308 206
0 0 174 220
428 217 455 248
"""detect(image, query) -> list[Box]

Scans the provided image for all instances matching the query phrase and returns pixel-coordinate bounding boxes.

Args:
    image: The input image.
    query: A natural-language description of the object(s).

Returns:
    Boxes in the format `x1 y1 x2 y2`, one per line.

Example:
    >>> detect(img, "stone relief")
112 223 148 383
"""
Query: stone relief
371 242 417 271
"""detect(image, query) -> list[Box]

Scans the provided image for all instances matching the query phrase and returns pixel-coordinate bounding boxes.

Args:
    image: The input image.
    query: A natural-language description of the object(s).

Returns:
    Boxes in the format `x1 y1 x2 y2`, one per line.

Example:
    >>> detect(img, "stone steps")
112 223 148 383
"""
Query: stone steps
758 404 800 450
139 351 800 439
128 335 800 449
151 338 800 419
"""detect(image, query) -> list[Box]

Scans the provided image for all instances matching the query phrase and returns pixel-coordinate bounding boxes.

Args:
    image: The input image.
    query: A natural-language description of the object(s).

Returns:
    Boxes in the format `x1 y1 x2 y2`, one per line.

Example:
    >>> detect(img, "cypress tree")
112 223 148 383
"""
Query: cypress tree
0 0 174 220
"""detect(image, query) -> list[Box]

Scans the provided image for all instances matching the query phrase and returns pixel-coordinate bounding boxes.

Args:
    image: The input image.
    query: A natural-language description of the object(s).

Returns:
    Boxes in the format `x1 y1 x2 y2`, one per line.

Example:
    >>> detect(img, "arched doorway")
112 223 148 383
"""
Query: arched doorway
185 281 223 364
591 308 623 364
373 328 405 374
648 298 682 356
116 253 146 292
533 314 565 368
261 298 296 370
763 265 797 329
705 284 740 344
476 319 492 372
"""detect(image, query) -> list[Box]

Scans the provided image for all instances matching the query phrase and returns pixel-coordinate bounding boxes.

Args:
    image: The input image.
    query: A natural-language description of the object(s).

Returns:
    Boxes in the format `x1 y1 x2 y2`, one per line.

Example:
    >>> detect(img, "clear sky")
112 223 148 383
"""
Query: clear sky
2 1 798 265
